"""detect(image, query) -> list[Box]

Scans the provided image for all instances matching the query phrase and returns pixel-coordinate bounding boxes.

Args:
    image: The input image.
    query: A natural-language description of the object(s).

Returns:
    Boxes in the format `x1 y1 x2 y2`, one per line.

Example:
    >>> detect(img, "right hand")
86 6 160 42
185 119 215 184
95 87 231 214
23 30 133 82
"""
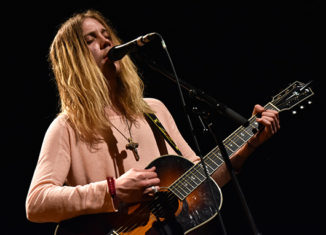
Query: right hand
115 167 160 203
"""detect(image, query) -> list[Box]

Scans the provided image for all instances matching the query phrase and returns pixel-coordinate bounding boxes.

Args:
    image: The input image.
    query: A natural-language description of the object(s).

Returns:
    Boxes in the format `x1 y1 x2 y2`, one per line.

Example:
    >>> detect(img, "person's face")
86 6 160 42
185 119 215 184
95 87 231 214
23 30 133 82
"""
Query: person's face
82 17 119 77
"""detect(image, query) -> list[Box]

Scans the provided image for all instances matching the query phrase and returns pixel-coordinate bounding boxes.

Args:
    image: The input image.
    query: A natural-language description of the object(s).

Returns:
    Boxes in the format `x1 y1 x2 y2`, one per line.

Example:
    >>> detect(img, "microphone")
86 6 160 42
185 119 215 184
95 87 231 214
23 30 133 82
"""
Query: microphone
108 32 157 61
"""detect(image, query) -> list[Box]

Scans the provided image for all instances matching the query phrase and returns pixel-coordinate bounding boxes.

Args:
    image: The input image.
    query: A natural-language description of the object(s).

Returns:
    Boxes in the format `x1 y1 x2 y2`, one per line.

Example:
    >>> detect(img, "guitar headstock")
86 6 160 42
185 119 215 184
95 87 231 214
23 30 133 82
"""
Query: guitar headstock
271 81 314 112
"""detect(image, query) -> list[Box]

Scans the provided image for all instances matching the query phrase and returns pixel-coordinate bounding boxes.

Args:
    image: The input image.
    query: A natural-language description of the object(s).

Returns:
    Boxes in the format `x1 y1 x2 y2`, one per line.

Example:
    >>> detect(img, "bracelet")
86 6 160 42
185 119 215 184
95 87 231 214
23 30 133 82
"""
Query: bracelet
106 177 116 198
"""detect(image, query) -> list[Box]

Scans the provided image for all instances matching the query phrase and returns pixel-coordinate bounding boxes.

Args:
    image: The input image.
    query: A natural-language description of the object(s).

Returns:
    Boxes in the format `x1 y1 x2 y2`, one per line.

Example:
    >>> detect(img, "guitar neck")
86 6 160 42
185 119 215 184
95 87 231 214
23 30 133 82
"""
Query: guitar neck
169 102 280 200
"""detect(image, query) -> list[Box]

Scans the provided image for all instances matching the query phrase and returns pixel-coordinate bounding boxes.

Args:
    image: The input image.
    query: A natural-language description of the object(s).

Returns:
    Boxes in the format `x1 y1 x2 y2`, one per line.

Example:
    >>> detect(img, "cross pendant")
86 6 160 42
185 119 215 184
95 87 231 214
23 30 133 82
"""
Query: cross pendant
126 138 140 161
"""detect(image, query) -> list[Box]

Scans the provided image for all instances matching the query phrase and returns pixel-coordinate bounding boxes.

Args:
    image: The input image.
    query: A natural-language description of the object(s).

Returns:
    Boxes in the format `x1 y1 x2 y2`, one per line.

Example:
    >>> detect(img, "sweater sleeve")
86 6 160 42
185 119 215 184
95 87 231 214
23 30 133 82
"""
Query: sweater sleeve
25 116 116 223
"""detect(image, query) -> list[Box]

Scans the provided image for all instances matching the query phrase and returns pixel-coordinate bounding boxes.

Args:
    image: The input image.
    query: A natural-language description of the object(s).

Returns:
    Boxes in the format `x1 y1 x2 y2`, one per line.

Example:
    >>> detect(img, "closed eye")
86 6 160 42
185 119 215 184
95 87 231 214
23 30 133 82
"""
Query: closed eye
101 29 111 40
84 33 96 44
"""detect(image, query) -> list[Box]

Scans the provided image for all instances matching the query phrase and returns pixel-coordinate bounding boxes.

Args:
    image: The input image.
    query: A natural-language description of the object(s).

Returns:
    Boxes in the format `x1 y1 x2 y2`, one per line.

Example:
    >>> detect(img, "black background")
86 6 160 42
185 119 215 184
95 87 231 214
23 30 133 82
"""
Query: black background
2 1 325 234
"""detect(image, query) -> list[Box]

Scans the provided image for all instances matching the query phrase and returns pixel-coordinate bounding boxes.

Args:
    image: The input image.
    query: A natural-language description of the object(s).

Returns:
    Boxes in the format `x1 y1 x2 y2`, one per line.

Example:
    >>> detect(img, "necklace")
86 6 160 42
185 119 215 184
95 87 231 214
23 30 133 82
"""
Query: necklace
111 118 140 161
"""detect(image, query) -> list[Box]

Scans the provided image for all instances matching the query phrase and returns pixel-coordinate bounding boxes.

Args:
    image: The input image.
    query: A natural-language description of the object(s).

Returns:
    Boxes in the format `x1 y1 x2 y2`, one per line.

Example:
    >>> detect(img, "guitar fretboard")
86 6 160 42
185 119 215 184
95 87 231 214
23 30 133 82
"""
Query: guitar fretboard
169 103 279 200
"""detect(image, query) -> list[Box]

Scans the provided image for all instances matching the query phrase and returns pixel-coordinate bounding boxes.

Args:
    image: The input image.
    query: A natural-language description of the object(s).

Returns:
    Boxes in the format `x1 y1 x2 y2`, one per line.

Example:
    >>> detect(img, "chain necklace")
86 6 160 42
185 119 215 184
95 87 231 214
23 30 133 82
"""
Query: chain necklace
111 118 140 161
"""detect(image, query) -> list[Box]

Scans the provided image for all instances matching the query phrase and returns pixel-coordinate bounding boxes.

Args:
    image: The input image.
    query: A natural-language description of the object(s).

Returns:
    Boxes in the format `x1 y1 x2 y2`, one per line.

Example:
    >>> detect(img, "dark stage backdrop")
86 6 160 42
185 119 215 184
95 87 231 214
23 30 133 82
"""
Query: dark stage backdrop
2 1 324 234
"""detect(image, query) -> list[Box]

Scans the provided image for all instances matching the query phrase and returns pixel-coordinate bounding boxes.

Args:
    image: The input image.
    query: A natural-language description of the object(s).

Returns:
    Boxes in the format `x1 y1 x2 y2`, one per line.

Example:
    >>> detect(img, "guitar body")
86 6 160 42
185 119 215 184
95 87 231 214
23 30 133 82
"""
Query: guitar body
55 155 223 235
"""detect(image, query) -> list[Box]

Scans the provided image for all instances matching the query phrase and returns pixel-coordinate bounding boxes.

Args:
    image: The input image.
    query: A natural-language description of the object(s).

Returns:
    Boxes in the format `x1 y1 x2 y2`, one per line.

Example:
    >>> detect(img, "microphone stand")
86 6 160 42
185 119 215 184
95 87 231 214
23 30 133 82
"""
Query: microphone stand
136 35 261 235
152 34 227 235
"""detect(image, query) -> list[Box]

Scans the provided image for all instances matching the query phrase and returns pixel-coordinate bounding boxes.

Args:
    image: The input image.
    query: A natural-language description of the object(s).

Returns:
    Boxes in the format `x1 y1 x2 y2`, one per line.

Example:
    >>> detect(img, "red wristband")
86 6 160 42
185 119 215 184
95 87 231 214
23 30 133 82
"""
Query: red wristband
106 177 116 198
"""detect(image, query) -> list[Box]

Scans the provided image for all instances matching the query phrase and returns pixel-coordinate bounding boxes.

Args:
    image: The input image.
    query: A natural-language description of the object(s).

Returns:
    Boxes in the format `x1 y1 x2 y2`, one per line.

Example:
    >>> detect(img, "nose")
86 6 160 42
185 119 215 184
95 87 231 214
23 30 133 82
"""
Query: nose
100 35 112 49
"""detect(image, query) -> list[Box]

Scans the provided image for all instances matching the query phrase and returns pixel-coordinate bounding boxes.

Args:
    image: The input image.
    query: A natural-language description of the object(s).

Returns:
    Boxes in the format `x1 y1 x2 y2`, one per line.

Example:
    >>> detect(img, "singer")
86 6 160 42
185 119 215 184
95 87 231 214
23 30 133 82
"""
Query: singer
26 10 280 235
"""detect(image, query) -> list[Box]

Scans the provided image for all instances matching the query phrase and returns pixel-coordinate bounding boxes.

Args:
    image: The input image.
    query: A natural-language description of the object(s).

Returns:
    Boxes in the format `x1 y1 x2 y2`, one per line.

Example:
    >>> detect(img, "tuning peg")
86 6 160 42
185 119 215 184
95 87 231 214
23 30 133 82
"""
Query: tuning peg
300 105 305 110
292 110 297 115
308 100 312 105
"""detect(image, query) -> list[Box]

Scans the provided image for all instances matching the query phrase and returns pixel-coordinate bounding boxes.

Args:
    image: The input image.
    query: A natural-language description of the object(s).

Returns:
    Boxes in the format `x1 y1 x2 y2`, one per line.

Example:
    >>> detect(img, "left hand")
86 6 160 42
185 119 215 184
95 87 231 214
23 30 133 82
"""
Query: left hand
249 104 280 147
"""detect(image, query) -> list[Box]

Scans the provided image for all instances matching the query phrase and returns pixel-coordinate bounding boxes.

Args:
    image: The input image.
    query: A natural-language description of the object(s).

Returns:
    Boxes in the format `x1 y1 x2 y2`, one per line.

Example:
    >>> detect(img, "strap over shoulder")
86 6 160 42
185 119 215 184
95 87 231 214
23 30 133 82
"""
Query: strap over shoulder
145 113 182 156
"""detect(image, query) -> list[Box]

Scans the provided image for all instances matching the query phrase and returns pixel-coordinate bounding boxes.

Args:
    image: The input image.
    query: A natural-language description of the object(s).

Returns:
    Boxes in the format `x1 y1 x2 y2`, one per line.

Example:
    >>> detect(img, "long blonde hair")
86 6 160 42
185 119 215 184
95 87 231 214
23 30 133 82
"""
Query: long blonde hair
49 10 152 144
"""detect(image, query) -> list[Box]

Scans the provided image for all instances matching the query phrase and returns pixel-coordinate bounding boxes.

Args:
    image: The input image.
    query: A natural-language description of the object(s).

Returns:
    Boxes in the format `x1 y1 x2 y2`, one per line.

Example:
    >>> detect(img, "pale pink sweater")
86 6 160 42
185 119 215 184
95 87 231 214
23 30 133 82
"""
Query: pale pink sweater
26 98 198 223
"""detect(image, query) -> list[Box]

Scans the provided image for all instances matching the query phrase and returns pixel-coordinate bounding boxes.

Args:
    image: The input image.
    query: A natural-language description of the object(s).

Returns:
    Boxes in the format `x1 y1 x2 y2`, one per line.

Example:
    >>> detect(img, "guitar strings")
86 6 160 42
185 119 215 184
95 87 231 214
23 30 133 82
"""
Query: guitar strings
170 103 278 205
170 117 256 196
114 190 178 233
167 116 265 209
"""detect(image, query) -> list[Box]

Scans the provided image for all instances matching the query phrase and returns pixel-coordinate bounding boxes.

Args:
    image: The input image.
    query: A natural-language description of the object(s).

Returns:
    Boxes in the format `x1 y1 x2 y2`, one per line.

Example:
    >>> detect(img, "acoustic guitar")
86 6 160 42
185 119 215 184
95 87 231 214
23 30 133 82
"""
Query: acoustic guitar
55 81 314 235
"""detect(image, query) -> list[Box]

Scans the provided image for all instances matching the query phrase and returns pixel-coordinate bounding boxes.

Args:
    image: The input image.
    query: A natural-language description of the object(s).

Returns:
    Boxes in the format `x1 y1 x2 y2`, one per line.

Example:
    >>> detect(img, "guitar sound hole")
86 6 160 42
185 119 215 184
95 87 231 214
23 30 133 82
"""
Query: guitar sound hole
150 191 179 219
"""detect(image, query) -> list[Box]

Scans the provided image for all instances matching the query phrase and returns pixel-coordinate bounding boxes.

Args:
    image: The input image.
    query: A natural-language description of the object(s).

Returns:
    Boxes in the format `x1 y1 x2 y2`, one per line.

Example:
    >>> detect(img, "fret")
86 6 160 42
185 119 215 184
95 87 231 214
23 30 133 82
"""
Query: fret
174 182 189 195
239 128 253 141
204 152 221 169
224 144 234 156
188 175 201 188
193 163 214 182
176 182 191 198
235 130 246 142
230 131 246 147
224 139 238 152
186 172 200 188
169 184 186 200
200 159 215 174
171 165 207 200
204 155 219 170
178 178 193 194
249 120 259 131
206 151 223 169
210 151 224 166
265 102 279 111
204 156 222 175
185 173 200 188
180 166 213 190
196 163 207 175
192 165 206 180
229 138 240 148
182 165 206 194
196 161 207 174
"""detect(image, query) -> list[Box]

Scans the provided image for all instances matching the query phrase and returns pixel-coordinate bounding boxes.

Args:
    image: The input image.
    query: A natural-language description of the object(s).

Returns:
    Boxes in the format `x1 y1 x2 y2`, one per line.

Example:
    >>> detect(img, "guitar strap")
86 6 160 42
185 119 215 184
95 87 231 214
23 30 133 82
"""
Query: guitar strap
145 113 183 156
